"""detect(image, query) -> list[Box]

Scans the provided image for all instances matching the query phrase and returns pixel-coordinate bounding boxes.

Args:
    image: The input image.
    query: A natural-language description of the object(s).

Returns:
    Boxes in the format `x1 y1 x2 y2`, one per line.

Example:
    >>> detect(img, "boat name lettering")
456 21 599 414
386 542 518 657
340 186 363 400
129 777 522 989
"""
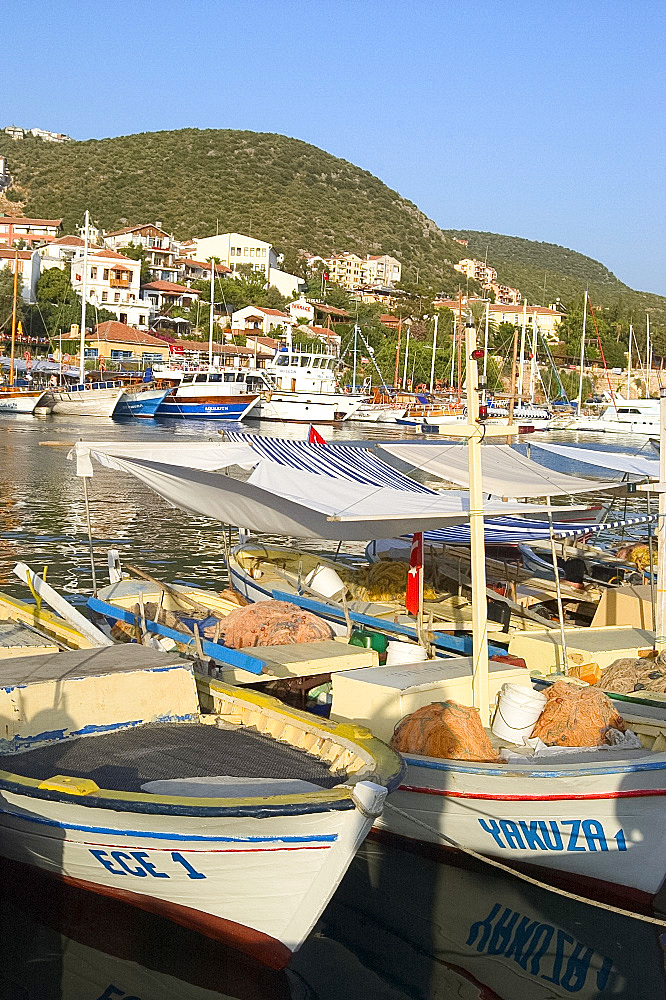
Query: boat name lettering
477 818 627 853
467 902 615 992
89 848 206 879
96 987 141 1000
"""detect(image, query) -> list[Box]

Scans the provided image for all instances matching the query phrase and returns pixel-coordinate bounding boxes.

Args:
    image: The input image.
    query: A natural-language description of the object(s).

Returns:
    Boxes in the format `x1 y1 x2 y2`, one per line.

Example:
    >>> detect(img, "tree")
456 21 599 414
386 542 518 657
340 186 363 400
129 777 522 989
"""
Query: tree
37 266 76 304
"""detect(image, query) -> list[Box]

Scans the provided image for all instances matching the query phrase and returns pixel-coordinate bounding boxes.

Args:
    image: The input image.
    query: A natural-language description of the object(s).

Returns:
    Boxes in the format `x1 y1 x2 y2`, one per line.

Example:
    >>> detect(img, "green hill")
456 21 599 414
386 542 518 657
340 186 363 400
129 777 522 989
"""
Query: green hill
2 127 664 324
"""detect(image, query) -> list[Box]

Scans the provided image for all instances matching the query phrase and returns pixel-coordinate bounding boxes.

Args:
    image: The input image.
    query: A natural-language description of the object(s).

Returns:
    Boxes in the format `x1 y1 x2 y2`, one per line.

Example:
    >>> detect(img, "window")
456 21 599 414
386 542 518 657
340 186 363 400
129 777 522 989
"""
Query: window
83 348 98 358
142 352 163 363
114 293 120 303
236 247 241 255
103 269 109 280
90 267 97 279
110 350 133 359
195 374 208 383
101 291 108 302
129 294 135 301
139 315 146 325
224 373 236 382
249 249 254 257
244 247 248 255
230 247 235 256
208 373 222 383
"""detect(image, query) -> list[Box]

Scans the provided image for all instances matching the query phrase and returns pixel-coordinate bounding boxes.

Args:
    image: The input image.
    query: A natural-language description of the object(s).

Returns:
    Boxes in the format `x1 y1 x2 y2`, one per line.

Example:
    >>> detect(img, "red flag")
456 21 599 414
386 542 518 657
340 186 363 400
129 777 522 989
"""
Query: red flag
308 425 326 444
75 273 82 282
405 532 423 616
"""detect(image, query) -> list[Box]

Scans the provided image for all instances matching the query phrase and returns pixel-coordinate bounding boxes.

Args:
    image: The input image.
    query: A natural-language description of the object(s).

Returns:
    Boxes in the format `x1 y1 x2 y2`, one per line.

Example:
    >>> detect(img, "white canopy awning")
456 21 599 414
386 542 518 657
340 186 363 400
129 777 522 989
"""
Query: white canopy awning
529 442 659 479
72 445 581 541
71 440 257 476
380 442 630 499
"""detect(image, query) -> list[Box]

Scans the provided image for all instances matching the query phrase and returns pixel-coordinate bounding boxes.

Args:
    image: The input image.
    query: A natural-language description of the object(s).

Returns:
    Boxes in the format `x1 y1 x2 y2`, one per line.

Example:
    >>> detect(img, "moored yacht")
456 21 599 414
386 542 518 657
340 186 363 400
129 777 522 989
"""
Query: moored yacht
568 396 659 436
245 348 365 423
152 364 259 420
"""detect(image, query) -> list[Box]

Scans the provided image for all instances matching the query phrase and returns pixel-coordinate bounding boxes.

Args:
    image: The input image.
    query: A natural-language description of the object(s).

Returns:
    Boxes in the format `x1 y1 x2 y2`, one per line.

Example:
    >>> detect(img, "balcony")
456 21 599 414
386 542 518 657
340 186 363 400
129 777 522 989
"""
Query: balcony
110 277 129 288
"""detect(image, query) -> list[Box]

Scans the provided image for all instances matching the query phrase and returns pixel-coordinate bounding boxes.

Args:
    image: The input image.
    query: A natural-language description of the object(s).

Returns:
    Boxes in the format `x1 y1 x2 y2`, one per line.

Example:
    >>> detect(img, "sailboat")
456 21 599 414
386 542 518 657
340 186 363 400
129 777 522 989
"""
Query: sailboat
0 250 46 414
42 211 129 417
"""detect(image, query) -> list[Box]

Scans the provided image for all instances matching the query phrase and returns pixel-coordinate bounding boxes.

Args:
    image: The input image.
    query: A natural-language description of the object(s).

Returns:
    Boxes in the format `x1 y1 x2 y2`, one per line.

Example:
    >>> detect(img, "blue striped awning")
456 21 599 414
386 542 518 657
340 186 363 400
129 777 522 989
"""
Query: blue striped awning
225 432 434 493
422 512 657 545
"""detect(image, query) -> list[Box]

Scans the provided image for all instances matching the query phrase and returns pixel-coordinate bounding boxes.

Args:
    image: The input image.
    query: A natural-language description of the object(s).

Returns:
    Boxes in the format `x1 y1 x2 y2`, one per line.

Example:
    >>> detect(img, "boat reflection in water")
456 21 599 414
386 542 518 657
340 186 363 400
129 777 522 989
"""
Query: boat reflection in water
294 837 666 1000
0 858 311 1000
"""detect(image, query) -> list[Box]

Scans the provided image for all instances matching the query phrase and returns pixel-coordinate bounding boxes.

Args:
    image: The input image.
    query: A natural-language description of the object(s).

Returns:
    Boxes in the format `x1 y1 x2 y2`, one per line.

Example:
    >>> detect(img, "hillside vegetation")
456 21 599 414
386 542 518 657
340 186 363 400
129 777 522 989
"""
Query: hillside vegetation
2 128 665 326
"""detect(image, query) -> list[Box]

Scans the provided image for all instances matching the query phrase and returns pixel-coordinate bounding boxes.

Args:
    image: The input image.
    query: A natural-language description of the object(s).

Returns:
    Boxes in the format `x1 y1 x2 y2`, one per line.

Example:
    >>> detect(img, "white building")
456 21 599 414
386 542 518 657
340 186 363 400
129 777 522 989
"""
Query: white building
185 232 303 298
288 297 316 323
104 224 179 282
38 234 85 271
141 280 201 315
364 254 401 286
70 248 148 327
0 247 40 302
231 305 294 336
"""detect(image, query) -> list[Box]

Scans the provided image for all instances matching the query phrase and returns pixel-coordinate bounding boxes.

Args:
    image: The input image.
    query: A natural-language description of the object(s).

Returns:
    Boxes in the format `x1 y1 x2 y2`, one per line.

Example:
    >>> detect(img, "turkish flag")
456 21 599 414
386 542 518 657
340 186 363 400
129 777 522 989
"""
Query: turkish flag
405 532 423 616
75 273 82 282
308 425 326 444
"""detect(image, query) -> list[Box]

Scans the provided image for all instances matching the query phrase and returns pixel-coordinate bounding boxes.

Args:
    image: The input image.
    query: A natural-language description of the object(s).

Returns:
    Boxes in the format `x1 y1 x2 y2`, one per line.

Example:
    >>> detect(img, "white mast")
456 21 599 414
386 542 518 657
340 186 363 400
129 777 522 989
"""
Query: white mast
352 324 359 391
450 315 456 389
483 300 489 382
208 259 215 366
402 326 411 390
577 290 587 412
517 298 527 399
465 317 489 724
79 209 89 384
429 313 438 392
627 323 632 400
647 312 652 396
656 387 666 651
529 317 537 403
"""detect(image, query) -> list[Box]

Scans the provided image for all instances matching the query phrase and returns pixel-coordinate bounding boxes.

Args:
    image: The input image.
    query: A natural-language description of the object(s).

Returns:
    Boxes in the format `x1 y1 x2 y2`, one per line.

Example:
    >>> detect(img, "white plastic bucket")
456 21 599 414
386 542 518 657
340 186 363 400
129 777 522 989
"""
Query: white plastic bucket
491 683 547 745
385 640 429 667
305 565 345 599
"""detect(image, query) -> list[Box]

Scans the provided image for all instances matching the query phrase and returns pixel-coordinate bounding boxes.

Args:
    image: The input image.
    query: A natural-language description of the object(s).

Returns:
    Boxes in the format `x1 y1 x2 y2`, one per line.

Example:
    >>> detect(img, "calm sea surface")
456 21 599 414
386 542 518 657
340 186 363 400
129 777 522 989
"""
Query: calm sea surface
0 413 663 998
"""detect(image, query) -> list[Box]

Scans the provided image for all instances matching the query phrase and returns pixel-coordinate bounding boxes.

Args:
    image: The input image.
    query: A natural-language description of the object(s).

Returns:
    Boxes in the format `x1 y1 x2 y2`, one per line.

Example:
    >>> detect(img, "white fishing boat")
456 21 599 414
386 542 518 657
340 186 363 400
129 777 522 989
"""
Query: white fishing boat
42 379 129 417
0 384 47 414
0 249 46 414
0 644 402 968
152 365 259 420
567 397 659 436
245 348 365 423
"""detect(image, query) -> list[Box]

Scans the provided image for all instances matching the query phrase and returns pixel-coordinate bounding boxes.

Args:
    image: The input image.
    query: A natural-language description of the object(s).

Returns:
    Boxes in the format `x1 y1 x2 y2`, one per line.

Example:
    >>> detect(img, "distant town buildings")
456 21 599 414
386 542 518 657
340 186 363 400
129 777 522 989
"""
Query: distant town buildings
434 296 562 341
3 125 72 143
323 251 402 292
181 232 303 298
104 224 180 283
453 257 522 304
82 321 170 365
69 248 147 327
0 216 63 248
231 305 294 336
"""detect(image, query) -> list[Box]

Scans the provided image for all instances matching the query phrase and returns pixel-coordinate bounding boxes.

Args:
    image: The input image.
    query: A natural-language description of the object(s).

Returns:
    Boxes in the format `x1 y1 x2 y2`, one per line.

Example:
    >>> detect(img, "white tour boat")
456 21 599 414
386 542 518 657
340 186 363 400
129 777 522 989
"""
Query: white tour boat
245 349 365 423
568 397 659 436
152 364 259 421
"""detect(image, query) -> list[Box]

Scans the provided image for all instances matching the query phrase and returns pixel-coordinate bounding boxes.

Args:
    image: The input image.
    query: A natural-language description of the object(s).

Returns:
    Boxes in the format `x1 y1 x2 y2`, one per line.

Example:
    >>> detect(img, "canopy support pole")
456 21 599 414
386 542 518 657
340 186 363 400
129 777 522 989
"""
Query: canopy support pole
655 387 666 650
647 490 656 638
547 504 568 674
82 476 98 597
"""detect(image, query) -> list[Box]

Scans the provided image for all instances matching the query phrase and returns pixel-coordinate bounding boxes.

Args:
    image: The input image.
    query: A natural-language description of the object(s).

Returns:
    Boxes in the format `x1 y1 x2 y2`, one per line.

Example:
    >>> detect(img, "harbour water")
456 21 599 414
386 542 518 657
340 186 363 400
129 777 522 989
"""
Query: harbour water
0 414 663 997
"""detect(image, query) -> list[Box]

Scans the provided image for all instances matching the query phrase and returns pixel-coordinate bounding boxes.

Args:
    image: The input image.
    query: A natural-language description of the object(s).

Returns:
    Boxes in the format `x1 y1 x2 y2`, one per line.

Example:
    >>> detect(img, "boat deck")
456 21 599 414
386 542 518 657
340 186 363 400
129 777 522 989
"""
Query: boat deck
3 722 344 792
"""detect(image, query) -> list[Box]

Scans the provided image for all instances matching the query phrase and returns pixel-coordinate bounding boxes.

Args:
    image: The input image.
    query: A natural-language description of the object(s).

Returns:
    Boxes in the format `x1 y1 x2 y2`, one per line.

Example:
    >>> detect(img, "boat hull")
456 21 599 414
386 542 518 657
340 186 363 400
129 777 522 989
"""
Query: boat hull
248 391 363 423
156 394 258 421
114 387 172 418
44 386 126 417
0 389 46 414
0 782 378 968
374 752 666 900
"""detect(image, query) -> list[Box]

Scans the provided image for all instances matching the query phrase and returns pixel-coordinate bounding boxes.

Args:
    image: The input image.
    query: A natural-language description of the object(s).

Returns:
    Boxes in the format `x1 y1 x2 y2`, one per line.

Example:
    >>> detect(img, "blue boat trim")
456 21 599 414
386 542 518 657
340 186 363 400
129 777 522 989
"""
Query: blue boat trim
87 597 266 675
402 755 666 778
0 807 340 844
268 587 508 658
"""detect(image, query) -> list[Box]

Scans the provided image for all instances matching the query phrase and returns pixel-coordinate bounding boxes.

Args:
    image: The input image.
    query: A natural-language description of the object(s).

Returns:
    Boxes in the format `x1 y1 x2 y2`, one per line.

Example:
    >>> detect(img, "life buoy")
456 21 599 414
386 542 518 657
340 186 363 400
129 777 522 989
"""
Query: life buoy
99 358 106 371
416 383 426 392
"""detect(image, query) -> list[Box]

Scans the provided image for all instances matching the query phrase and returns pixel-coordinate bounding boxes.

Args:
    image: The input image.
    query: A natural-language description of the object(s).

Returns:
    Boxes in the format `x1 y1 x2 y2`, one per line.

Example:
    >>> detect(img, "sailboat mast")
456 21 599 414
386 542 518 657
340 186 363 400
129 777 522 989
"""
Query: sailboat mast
529 314 537 402
647 312 652 395
79 209 89 384
465 317 489 723
429 313 438 392
393 316 402 389
577 290 588 411
9 249 18 388
517 299 527 399
483 301 489 383
208 260 215 366
352 324 358 391
627 323 633 400
402 326 410 390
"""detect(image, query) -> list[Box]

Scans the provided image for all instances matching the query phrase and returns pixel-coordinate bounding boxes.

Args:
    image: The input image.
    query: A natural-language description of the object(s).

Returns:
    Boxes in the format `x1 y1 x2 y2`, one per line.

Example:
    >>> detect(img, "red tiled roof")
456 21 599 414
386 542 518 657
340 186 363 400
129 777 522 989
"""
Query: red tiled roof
50 235 85 247
0 248 34 260
307 326 340 338
142 280 201 295
105 224 170 238
91 322 169 347
178 257 231 274
0 217 62 227
312 302 351 318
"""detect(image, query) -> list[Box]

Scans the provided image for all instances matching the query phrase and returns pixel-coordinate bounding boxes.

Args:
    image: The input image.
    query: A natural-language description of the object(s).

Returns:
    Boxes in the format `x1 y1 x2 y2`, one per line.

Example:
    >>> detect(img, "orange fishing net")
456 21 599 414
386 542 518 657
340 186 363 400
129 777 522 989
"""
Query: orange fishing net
530 680 625 747
220 600 334 649
391 701 499 762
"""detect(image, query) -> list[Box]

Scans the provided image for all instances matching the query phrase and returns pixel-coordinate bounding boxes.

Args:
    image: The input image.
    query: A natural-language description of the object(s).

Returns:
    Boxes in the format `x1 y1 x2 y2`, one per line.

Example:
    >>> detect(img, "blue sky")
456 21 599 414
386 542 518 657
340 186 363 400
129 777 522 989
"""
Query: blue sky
5 1 666 294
